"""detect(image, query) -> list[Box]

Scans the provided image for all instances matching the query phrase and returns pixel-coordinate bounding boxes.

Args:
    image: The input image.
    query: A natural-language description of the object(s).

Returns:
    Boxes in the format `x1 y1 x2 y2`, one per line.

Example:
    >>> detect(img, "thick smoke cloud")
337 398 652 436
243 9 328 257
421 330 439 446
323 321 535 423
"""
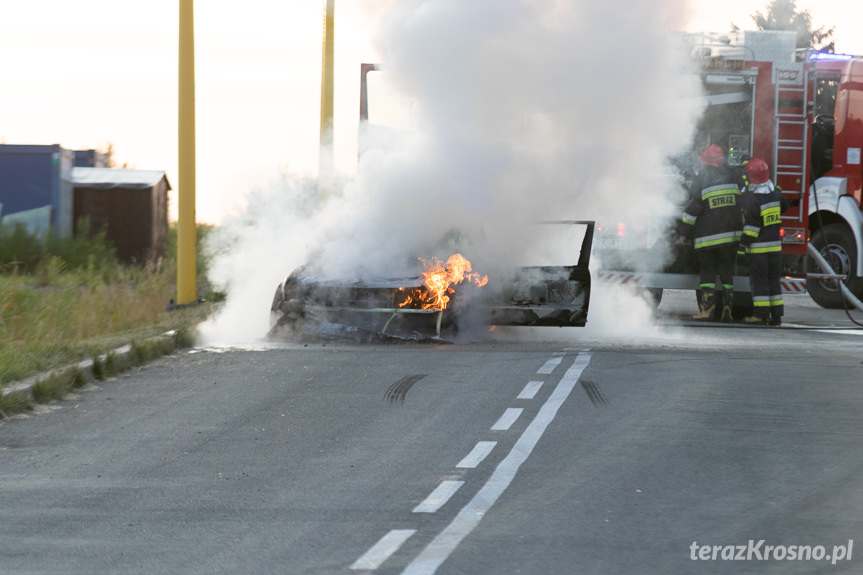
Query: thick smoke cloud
361 0 701 263
199 0 702 345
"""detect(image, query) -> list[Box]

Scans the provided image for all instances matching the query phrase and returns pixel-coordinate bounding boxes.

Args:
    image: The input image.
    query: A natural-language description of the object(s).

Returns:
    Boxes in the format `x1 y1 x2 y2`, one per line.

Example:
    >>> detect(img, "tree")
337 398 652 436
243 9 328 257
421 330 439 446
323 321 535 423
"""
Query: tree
101 142 117 168
748 0 834 51
98 142 130 169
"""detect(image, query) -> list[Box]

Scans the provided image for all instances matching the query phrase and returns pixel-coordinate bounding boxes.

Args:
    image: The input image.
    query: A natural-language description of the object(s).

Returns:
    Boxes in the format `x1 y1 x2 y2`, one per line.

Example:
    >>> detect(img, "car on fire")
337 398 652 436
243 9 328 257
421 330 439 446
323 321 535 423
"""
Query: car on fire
268 221 595 341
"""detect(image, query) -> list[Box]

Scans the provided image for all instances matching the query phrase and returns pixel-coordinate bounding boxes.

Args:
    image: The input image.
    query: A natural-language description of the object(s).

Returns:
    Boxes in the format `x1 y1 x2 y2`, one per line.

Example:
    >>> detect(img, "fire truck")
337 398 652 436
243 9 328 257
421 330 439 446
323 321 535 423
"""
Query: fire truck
596 30 863 311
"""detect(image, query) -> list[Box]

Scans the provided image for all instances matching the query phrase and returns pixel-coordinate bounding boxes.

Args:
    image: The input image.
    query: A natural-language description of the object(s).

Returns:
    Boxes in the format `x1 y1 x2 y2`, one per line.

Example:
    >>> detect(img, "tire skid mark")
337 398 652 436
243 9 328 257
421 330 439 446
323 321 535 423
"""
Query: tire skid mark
385 374 427 405
580 379 609 407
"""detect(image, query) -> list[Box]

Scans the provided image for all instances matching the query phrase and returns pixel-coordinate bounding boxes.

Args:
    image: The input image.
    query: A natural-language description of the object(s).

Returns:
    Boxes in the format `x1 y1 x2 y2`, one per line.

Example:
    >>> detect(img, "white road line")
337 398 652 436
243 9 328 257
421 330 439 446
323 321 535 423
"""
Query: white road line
456 441 497 469
413 480 465 513
517 380 544 399
490 408 523 431
537 355 563 374
351 529 417 571
814 329 863 335
402 352 592 575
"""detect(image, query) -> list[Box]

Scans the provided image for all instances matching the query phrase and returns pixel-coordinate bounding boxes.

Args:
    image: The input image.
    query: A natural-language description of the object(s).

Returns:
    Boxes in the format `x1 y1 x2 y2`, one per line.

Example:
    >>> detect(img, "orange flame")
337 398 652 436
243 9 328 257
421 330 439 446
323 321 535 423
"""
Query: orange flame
398 253 488 310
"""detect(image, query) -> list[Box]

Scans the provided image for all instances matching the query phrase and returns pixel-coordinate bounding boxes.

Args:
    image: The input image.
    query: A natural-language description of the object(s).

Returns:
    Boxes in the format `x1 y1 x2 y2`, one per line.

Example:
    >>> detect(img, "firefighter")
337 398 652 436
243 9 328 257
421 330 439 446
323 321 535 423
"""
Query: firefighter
679 144 743 322
738 158 789 326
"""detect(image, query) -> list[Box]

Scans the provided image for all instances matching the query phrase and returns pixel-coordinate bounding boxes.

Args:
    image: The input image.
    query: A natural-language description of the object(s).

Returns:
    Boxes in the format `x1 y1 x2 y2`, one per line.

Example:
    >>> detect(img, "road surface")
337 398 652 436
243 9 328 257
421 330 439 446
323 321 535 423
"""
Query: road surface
2 291 862 574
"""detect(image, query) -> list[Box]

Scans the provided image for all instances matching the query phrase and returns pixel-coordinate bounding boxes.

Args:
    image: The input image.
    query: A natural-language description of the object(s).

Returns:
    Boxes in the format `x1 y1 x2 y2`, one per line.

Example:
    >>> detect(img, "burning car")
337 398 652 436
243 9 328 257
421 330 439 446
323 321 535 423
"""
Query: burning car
269 221 595 341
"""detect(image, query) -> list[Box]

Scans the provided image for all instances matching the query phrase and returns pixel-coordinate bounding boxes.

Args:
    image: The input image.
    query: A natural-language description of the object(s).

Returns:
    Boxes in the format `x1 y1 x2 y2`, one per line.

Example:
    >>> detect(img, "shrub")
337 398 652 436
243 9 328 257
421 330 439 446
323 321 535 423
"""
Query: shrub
0 219 120 277
0 223 44 273
0 390 31 417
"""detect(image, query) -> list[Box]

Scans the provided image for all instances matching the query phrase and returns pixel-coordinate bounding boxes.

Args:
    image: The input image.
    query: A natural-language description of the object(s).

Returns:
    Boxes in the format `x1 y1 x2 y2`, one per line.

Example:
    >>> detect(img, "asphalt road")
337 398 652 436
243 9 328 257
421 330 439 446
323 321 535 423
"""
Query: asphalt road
2 291 863 575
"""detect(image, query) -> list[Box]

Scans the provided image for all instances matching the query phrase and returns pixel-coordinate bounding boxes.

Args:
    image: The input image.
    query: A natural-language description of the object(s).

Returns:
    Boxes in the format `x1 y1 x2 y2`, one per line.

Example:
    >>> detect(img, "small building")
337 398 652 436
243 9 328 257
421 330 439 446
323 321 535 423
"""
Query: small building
0 145 171 264
0 144 75 237
73 149 109 168
71 168 170 264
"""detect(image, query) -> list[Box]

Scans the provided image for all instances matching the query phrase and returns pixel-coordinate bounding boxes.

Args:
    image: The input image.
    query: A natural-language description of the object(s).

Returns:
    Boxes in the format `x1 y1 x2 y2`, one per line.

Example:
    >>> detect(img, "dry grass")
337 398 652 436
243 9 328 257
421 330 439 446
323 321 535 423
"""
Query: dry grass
0 260 212 390
0 223 217 418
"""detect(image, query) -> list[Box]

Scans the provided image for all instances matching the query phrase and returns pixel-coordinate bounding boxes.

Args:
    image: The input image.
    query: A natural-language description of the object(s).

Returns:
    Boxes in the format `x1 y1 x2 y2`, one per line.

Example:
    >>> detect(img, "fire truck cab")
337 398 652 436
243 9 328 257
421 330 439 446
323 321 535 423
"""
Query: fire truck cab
807 52 863 306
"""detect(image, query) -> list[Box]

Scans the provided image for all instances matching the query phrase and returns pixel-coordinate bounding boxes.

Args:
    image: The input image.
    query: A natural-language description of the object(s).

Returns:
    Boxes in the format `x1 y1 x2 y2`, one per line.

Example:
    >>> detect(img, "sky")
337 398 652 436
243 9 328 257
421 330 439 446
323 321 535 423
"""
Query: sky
1 0 861 225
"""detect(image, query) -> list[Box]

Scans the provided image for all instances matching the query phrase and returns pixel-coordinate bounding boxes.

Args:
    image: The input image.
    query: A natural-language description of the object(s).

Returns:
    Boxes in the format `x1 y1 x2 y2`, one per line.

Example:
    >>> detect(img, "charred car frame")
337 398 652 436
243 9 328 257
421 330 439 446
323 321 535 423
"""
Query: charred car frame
269 221 595 341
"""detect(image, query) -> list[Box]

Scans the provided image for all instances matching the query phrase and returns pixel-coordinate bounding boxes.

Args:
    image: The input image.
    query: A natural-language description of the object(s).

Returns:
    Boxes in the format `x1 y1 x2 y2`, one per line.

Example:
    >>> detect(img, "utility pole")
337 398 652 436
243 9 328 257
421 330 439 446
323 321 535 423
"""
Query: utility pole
177 0 197 305
318 0 335 202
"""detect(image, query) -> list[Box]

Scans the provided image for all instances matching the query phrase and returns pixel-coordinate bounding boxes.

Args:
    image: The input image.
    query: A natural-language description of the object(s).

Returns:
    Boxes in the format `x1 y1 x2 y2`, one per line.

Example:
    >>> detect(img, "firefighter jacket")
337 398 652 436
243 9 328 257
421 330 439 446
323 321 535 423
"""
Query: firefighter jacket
680 165 743 250
740 181 790 253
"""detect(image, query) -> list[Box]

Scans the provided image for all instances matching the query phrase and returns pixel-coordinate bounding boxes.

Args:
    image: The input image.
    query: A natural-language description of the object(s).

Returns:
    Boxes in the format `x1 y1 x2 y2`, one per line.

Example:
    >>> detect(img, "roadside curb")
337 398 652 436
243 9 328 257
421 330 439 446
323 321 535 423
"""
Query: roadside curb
0 331 177 402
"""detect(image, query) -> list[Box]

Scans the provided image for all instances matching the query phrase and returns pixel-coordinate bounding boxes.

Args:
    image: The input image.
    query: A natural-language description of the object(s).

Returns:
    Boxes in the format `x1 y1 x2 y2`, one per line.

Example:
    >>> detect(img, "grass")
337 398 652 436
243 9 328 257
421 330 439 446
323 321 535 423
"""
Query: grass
19 329 196 408
0 263 206 382
0 222 219 419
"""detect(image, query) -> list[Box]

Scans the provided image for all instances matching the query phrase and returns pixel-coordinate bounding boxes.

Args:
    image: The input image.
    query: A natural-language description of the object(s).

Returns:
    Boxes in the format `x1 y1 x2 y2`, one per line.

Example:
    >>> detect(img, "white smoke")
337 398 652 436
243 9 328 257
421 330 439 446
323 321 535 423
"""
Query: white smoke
197 173 319 345
198 0 703 345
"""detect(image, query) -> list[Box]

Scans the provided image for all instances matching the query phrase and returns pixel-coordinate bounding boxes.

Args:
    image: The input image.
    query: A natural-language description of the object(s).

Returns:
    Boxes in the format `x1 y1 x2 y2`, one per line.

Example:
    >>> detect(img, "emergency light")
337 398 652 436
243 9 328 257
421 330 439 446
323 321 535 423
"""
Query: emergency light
808 52 854 61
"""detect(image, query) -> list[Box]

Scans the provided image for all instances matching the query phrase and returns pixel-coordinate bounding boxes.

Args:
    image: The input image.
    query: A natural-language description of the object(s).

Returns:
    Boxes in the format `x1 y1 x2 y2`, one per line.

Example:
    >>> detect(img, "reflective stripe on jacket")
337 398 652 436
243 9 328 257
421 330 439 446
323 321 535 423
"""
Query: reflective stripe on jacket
740 185 789 252
679 165 743 251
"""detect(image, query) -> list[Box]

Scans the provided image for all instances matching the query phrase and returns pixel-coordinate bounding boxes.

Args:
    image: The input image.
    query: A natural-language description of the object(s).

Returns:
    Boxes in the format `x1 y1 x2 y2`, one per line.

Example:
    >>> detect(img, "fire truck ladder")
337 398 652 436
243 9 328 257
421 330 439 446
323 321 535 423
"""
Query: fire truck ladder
773 76 809 224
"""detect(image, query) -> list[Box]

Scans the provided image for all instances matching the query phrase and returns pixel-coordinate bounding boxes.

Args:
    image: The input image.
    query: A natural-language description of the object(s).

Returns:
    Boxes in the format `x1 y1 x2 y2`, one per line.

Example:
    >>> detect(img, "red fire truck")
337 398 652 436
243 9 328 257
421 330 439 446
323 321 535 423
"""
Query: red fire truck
596 30 863 311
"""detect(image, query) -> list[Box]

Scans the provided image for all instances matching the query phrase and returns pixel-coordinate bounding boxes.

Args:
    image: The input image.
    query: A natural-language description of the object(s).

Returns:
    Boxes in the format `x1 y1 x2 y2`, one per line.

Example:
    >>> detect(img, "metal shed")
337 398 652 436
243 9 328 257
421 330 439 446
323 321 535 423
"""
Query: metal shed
71 168 171 264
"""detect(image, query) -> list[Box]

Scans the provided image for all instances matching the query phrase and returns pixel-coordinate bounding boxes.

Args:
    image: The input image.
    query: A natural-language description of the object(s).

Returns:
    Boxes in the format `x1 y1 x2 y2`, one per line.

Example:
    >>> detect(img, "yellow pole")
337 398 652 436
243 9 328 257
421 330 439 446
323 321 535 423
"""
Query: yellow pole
177 0 197 305
318 0 335 201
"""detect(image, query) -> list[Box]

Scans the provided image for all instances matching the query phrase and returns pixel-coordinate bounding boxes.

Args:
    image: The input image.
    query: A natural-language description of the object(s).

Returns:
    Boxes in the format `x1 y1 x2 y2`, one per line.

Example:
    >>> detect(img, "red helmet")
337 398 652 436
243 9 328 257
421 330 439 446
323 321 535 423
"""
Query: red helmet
746 158 770 184
699 144 724 167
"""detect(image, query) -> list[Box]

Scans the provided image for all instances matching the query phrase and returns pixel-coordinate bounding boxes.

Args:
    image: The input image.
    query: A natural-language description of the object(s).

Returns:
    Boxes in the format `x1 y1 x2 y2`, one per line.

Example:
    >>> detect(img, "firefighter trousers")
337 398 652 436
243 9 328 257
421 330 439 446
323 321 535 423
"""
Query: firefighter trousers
749 252 783 320
697 244 737 308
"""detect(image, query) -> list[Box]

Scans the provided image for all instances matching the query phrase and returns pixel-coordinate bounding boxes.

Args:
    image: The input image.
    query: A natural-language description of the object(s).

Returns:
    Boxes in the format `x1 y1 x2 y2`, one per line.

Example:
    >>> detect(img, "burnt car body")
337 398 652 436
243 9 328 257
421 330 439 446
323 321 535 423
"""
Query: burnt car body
269 221 595 341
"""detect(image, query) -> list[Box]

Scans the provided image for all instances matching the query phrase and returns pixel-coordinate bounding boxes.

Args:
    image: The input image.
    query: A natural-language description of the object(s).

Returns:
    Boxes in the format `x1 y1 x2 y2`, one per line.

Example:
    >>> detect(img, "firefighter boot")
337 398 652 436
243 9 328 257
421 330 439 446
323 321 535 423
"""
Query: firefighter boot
719 291 733 323
692 291 716 320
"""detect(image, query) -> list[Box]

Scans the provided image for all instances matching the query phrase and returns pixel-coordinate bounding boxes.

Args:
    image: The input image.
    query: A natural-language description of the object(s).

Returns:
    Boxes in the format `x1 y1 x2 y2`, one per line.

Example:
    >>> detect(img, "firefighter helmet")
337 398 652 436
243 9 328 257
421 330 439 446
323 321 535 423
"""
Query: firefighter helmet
746 158 770 184
699 144 724 167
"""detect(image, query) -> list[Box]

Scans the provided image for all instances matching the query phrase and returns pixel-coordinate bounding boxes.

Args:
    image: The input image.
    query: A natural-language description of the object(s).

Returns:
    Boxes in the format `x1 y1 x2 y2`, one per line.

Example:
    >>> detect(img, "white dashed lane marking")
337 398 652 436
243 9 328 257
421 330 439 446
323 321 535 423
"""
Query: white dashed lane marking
350 529 417 571
350 352 592 573
536 355 563 374
517 380 544 399
412 481 465 514
490 408 523 431
456 441 497 469
402 352 593 575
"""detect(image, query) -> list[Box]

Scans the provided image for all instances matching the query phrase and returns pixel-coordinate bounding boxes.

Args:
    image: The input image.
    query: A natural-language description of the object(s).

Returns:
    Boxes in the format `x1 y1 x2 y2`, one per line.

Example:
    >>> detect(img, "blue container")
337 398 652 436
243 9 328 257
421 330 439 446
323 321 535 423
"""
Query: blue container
0 144 75 236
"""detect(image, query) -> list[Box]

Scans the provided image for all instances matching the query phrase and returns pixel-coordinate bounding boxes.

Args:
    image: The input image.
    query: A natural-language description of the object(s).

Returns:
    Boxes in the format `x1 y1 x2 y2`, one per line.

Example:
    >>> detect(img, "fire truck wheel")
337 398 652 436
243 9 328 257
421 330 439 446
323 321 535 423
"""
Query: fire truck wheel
807 223 863 309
